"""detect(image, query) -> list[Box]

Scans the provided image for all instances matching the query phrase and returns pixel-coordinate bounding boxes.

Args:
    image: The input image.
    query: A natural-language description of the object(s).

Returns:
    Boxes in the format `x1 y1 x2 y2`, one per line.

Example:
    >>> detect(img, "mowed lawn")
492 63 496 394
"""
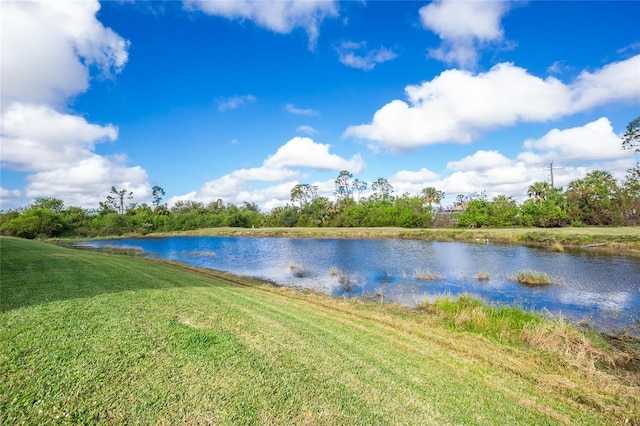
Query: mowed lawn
1 237 637 425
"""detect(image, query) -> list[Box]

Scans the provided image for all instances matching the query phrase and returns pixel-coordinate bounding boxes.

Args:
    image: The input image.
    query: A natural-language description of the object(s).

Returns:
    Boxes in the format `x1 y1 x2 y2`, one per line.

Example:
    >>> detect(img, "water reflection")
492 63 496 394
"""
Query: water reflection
79 236 640 334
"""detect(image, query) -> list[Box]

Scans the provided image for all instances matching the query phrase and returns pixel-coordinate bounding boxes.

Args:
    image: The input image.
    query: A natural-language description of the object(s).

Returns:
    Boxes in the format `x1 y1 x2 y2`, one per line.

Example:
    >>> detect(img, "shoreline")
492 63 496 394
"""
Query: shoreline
145 226 640 257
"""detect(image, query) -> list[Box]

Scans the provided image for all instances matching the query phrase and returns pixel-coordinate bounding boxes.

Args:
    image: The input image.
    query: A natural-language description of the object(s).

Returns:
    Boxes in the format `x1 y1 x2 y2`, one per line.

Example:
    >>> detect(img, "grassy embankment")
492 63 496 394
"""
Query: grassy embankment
150 226 640 256
1 237 639 425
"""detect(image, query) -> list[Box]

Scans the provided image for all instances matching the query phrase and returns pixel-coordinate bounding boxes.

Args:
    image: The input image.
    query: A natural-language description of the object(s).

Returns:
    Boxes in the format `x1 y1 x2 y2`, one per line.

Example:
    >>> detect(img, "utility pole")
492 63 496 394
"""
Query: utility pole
549 161 554 188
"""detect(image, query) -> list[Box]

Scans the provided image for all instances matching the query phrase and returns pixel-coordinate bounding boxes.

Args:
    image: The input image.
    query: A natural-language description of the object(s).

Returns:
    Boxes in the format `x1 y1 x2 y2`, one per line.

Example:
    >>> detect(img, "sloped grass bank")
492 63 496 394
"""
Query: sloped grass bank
1 237 638 425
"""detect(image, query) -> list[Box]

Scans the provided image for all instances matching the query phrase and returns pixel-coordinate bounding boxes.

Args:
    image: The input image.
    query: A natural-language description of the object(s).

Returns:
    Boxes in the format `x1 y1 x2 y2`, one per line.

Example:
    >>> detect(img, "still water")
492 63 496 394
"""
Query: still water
80 236 640 334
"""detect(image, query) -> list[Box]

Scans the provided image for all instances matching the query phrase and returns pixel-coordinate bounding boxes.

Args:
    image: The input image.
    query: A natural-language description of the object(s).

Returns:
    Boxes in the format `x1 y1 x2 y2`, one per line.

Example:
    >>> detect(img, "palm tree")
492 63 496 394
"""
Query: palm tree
421 187 444 208
527 181 552 202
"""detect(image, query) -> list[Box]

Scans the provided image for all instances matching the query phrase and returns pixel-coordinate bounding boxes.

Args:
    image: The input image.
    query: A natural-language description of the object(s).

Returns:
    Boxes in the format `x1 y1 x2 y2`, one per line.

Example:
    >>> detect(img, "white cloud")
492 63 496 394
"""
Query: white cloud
391 168 439 183
184 0 338 49
264 137 364 172
385 118 637 206
335 41 397 71
521 117 629 162
389 168 440 197
0 0 149 209
1 0 129 109
0 187 23 210
285 104 319 116
419 0 512 68
231 166 302 182
1 104 118 171
571 58 640 111
217 94 257 111
447 150 513 172
237 181 298 209
296 125 317 135
24 157 150 209
344 56 640 152
171 137 365 207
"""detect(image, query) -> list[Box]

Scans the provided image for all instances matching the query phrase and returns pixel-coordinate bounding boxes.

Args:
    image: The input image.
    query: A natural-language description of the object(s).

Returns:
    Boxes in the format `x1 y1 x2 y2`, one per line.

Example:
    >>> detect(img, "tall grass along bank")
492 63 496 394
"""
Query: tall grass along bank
1 237 638 425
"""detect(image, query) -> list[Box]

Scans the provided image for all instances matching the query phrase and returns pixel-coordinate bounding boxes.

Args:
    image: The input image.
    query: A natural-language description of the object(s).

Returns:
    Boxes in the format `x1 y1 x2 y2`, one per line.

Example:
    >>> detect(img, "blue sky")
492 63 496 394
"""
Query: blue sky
1 0 639 211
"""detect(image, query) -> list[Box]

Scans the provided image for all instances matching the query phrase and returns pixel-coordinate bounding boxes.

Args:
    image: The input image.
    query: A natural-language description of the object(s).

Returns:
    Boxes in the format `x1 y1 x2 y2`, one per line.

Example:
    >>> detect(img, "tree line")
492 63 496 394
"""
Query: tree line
1 116 638 239
1 164 638 239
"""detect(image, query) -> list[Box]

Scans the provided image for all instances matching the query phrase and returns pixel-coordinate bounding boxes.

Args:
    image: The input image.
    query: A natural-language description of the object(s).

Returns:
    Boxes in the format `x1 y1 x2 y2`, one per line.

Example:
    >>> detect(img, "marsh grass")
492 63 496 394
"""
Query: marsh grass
516 270 551 286
337 274 354 294
293 269 307 278
288 262 309 277
413 269 440 280
329 266 340 276
188 250 216 257
475 270 491 281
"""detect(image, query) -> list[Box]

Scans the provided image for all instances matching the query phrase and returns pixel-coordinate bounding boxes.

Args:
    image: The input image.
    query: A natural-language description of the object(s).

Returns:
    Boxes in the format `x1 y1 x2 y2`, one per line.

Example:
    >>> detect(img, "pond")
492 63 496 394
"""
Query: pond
79 236 640 335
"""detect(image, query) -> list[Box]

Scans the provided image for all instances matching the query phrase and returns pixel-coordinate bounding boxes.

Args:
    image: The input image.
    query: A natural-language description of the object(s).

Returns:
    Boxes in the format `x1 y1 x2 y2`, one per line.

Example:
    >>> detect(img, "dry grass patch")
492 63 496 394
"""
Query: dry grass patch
550 242 565 252
522 318 636 375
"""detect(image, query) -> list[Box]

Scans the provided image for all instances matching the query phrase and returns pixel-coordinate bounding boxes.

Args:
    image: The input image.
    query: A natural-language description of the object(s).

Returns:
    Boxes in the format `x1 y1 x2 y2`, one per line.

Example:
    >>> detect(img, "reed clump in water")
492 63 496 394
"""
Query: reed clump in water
516 270 551 286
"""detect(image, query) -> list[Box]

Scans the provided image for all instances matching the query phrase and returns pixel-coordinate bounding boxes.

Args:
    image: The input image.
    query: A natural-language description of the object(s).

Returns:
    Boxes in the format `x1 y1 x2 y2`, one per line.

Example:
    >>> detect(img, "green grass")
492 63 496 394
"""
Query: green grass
1 237 638 425
417 294 544 342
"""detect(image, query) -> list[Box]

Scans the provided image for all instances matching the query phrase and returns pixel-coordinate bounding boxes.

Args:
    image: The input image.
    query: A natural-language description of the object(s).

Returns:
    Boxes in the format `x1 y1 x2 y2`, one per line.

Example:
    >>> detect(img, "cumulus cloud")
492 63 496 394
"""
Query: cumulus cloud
0 0 149 209
0 187 23 209
344 56 640 152
25 157 150 208
419 0 512 68
217 94 257 111
446 150 513 172
520 117 629 163
1 104 118 171
285 104 319 116
236 181 300 211
264 137 364 171
391 168 439 183
390 118 637 205
184 0 338 49
170 136 364 207
335 41 397 71
1 0 129 109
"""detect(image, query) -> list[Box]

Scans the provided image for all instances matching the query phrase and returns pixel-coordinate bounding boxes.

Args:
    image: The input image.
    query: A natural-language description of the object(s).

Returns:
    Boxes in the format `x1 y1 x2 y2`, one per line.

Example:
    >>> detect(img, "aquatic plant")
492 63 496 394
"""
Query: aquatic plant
329 266 340 276
414 269 438 280
188 250 216 257
293 269 306 278
98 245 144 255
338 274 354 293
516 270 551 286
475 270 490 281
